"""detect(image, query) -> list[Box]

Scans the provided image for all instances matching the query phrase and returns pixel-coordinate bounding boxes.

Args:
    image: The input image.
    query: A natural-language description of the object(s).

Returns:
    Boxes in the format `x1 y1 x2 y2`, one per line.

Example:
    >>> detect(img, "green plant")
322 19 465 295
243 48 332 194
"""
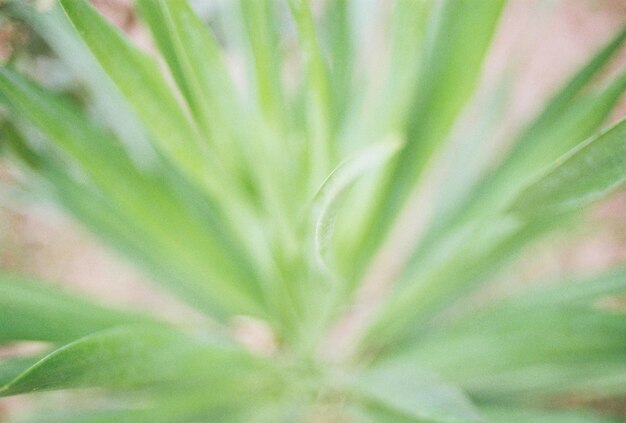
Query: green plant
0 0 626 421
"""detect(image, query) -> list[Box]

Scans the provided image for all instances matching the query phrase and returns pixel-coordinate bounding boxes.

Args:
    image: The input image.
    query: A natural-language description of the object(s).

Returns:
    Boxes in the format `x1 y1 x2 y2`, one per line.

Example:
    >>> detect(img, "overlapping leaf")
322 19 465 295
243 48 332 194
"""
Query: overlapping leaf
0 273 157 342
0 68 266 319
0 1 625 421
0 325 280 396
349 360 484 423
509 118 626 217
346 0 506 284
404 269 626 400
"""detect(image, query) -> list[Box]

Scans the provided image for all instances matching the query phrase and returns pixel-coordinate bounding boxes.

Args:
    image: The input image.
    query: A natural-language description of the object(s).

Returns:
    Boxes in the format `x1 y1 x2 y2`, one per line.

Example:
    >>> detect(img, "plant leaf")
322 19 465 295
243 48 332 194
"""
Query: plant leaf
363 213 569 351
353 404 428 423
310 135 401 270
0 325 274 396
0 69 268 318
136 0 244 164
11 391 276 423
58 0 223 196
348 0 506 283
527 26 626 131
382 74 626 346
405 268 626 400
288 0 334 184
239 0 286 127
321 0 354 133
373 81 626 354
349 360 484 423
471 71 626 222
0 273 157 343
480 407 622 423
419 27 626 247
0 356 42 387
509 118 626 217
7 1 154 164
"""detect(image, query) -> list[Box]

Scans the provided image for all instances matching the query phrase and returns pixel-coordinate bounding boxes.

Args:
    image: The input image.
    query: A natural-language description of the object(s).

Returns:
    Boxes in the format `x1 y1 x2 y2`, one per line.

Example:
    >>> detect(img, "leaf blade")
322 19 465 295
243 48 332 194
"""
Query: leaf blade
58 0 219 194
405 269 626 400
0 273 158 343
349 360 484 423
348 0 506 283
509 118 626 217
0 68 267 319
0 325 273 396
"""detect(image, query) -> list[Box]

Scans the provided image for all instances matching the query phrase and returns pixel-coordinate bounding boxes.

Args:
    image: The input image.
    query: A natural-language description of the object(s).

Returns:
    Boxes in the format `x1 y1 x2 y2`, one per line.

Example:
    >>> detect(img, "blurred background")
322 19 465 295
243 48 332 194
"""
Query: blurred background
0 0 626 419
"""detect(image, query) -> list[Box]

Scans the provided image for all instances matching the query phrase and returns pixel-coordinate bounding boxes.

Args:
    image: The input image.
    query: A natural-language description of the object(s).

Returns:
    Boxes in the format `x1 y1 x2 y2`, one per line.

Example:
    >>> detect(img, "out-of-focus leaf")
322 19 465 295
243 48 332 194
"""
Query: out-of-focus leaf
310 136 401 270
332 0 432 281
0 356 42 387
526 27 626 134
513 266 626 306
399 29 626 306
420 28 626 246
403 269 626 400
288 0 333 184
0 68 267 319
324 0 352 128
3 130 242 321
509 118 626 217
13 409 182 423
137 1 298 324
370 107 626 354
12 1 271 301
13 408 244 423
353 404 422 423
396 73 626 315
454 71 626 229
137 0 232 117
11 393 269 423
480 407 621 423
136 0 243 166
339 0 432 154
348 0 505 284
0 273 157 343
58 0 224 196
134 1 287 267
500 72 626 185
363 214 566 351
239 0 285 127
0 67 138 182
0 325 275 396
7 2 154 164
378 70 626 350
348 360 484 423
434 75 513 218
291 137 403 347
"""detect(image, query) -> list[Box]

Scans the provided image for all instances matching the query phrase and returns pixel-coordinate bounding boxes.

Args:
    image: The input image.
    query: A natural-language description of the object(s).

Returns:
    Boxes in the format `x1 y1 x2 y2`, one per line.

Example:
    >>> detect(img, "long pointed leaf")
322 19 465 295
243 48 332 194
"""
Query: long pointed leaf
418 27 626 249
404 269 626 399
58 0 224 196
509 118 626 217
239 0 286 127
288 0 334 185
0 273 157 343
136 0 244 165
348 0 506 283
480 407 621 423
349 360 484 423
0 69 267 318
7 2 154 164
310 136 401 271
0 325 274 396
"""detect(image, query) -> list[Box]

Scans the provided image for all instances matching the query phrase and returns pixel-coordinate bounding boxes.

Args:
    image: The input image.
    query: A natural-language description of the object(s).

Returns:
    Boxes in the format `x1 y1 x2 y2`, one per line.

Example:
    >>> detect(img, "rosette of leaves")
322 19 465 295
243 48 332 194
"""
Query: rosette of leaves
0 0 626 422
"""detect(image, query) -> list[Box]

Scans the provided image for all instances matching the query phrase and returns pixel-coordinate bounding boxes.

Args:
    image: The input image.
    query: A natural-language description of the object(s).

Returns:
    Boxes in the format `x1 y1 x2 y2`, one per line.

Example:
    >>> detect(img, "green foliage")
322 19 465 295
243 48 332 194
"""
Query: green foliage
0 0 625 421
